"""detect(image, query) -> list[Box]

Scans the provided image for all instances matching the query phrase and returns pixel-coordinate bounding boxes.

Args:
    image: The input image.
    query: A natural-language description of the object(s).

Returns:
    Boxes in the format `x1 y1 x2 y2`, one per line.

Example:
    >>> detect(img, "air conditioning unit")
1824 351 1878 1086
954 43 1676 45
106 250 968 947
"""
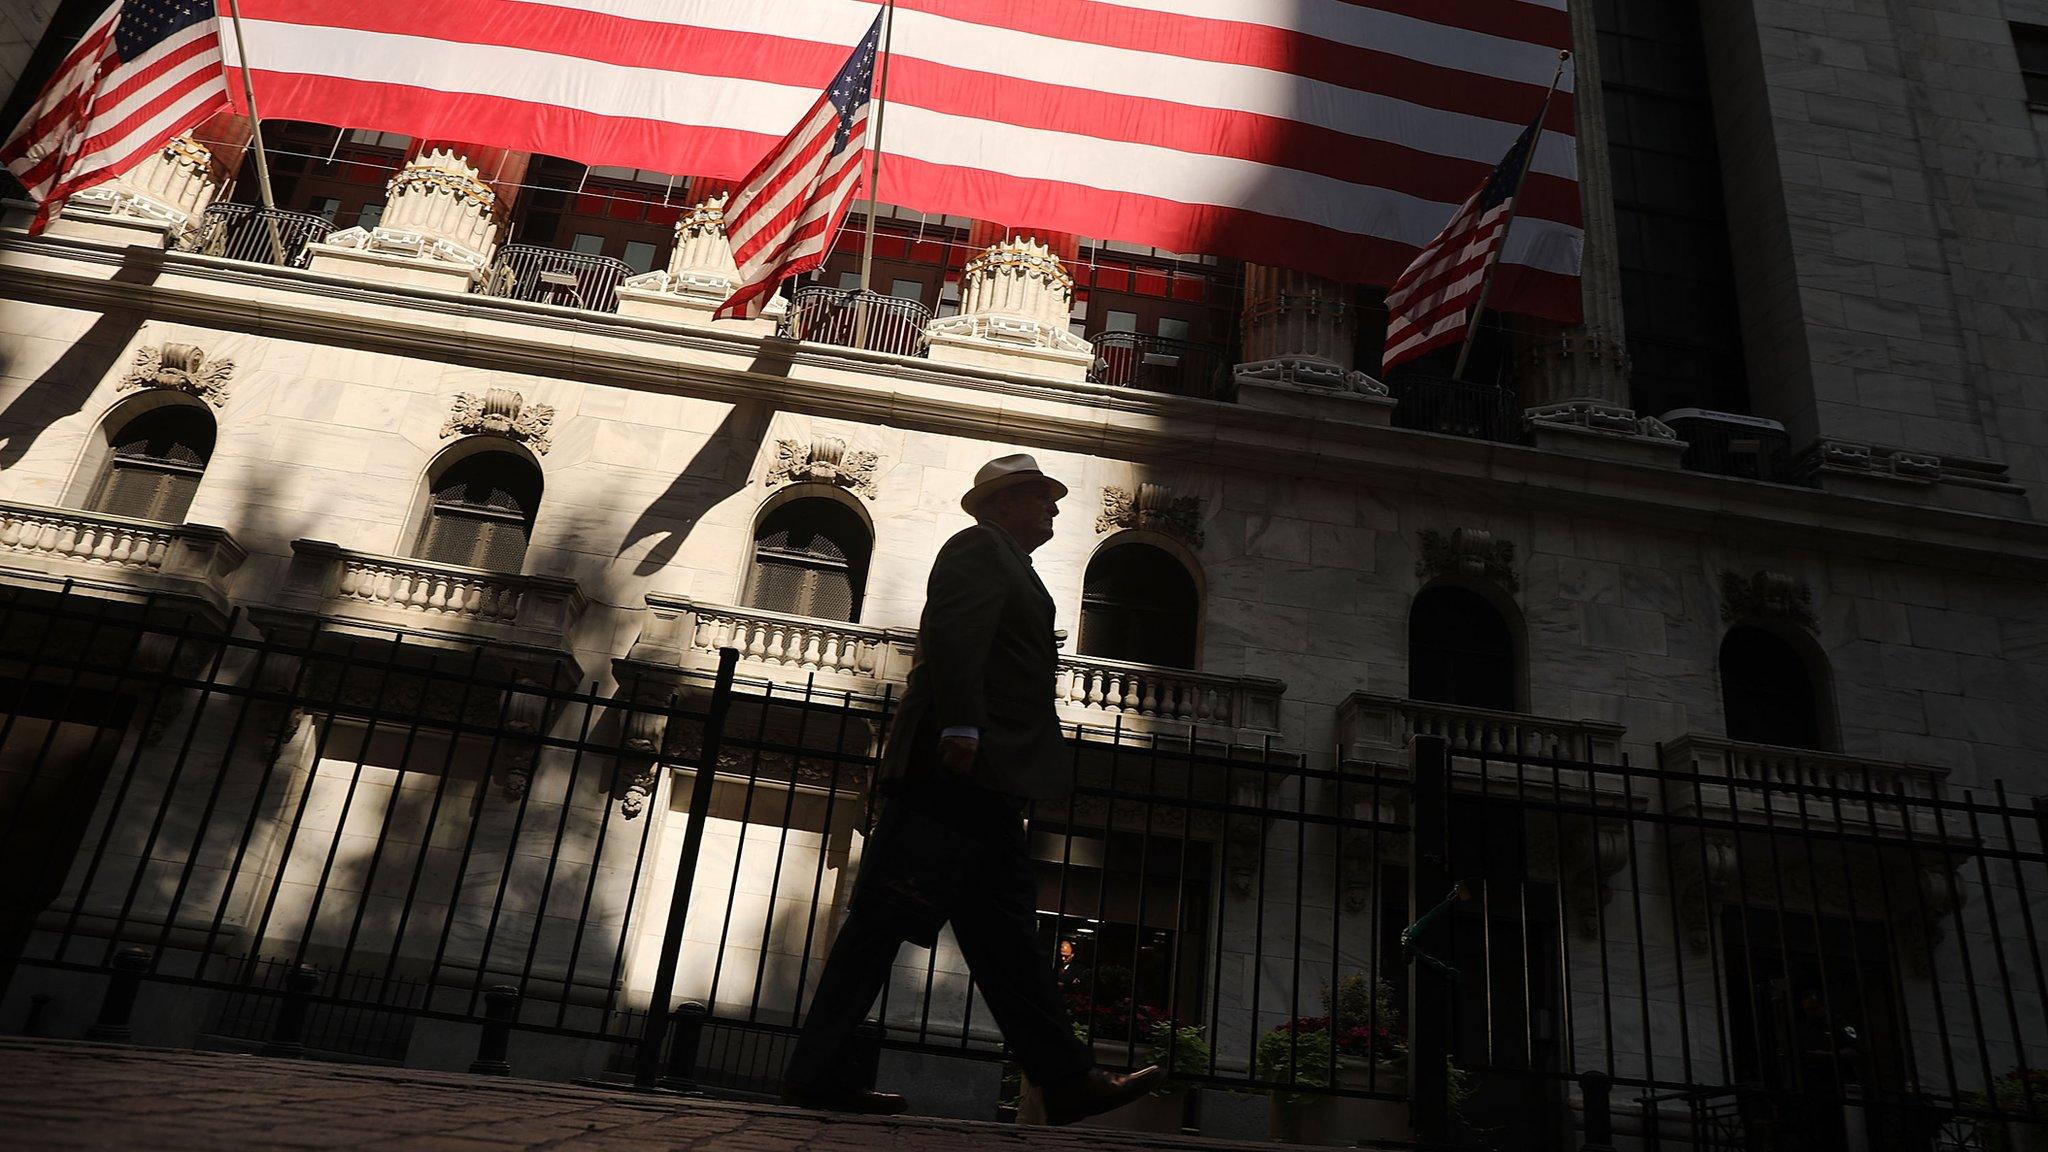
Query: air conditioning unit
1661 409 1793 482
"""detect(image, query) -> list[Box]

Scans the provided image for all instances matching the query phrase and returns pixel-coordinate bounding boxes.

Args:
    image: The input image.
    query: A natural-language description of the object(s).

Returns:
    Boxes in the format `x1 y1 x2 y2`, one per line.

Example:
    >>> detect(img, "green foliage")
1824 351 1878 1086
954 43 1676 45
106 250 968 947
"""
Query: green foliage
1970 1068 2048 1152
1147 1022 1213 1092
1258 1024 1341 1095
1330 973 1401 1031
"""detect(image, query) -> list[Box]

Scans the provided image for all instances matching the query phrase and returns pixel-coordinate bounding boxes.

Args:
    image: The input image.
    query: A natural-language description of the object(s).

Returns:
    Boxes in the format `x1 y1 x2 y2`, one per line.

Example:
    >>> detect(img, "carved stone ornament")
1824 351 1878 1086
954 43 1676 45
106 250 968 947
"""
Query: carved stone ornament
121 342 234 407
1719 570 1816 631
1415 528 1517 593
1097 483 1206 548
440 388 554 455
766 436 879 498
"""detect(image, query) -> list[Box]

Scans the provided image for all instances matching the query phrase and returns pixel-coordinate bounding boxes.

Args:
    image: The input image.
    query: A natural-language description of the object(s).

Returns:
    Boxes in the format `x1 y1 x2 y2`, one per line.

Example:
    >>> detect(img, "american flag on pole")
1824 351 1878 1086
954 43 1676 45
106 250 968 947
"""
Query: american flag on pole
2 0 230 233
215 1 1583 315
715 14 882 321
1380 108 1548 374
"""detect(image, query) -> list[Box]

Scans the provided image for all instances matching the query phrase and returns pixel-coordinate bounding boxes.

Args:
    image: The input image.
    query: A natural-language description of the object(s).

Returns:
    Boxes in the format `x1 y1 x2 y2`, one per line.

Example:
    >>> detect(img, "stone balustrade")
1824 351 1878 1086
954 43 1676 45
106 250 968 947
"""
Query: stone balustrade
1660 734 1948 830
1340 691 1625 764
0 504 176 570
1057 654 1284 733
281 540 584 644
0 501 246 621
627 594 917 691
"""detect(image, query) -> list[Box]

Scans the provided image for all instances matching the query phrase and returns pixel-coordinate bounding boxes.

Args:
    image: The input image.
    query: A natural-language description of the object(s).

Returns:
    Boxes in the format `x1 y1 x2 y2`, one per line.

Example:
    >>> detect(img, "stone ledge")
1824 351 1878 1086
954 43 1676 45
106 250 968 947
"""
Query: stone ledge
5 229 2047 576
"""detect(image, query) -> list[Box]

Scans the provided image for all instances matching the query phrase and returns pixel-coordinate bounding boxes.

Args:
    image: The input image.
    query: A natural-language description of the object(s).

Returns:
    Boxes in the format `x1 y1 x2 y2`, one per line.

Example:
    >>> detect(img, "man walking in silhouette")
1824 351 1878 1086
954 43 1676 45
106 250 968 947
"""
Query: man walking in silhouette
782 454 1160 1123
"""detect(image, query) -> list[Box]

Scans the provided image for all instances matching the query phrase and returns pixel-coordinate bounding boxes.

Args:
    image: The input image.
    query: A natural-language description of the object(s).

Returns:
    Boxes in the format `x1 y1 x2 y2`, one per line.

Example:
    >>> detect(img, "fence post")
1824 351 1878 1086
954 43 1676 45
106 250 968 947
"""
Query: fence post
660 1002 708 1091
1579 1070 1615 1152
86 947 152 1042
469 985 520 1075
1409 734 1452 1145
632 648 740 1088
262 964 322 1058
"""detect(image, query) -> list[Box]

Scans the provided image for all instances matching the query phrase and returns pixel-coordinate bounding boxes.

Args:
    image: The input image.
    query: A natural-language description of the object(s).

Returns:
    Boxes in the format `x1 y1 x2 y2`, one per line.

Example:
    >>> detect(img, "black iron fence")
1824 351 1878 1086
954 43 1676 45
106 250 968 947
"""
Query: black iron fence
1 586 2043 1151
1089 331 1234 400
785 286 932 358
1387 374 1527 444
192 203 334 268
485 244 634 312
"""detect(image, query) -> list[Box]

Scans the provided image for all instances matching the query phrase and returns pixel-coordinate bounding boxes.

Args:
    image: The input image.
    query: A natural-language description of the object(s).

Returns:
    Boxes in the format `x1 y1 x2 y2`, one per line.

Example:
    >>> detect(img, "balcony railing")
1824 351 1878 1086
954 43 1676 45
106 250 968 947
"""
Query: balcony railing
626 594 919 690
785 287 931 358
1340 692 1625 764
280 540 585 645
1057 653 1284 733
192 203 333 268
1660 734 1948 833
1088 332 1232 400
1387 374 1526 443
0 503 176 571
484 244 633 312
0 501 246 619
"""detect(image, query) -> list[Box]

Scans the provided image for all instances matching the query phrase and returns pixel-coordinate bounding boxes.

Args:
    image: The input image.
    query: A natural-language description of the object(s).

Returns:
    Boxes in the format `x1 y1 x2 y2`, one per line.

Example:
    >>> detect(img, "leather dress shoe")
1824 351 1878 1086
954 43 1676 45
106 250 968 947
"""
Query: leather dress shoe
1040 1065 1165 1126
779 1081 910 1115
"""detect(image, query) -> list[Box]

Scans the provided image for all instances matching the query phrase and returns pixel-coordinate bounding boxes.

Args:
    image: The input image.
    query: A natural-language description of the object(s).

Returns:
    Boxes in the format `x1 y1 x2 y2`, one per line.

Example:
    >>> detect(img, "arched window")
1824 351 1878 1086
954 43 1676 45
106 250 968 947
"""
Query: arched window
744 498 871 622
1079 543 1199 668
414 452 543 571
88 405 216 522
1408 585 1516 711
1720 626 1826 749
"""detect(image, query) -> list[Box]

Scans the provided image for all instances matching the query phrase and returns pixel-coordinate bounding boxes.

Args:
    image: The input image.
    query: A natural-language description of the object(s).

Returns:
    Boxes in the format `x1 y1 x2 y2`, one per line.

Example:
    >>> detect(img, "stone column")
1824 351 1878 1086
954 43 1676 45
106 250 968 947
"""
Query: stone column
48 132 229 247
924 237 1093 381
304 146 507 291
1518 11 1682 465
613 194 784 334
1233 265 1396 421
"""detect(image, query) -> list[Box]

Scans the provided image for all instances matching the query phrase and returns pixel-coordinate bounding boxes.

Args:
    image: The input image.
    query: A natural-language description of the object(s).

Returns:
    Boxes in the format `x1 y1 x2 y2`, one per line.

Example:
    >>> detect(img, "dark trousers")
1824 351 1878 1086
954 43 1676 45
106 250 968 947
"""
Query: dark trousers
785 779 1091 1091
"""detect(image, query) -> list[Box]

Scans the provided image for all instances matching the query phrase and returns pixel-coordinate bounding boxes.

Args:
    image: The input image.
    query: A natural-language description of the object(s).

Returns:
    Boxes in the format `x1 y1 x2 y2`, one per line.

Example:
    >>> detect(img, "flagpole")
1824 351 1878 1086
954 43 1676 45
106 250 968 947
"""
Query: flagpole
853 0 896 350
221 0 286 264
1451 49 1570 383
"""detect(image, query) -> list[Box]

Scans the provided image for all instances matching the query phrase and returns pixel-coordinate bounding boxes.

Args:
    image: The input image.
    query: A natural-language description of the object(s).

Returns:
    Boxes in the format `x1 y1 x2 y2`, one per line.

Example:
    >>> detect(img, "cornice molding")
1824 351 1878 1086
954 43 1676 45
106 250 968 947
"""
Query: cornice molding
5 231 2046 579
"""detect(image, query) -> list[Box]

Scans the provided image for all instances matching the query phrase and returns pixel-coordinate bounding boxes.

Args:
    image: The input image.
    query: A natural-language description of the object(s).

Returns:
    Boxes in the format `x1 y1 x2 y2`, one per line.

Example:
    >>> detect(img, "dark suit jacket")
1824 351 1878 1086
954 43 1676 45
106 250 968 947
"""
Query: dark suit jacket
881 522 1071 800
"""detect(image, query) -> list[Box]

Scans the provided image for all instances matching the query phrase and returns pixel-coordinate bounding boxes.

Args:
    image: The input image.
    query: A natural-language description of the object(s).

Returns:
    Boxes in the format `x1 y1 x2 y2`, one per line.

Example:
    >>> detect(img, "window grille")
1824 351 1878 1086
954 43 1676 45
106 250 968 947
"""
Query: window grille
89 406 215 523
415 454 541 572
1078 544 1198 668
744 499 870 622
1720 626 1825 749
1407 586 1515 712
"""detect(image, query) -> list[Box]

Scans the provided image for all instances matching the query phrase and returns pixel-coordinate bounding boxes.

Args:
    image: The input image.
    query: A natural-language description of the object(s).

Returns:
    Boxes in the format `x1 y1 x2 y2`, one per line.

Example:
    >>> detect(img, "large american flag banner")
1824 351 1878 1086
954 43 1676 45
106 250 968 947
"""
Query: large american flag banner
3 0 230 232
216 0 1582 316
1381 106 1547 373
717 15 881 321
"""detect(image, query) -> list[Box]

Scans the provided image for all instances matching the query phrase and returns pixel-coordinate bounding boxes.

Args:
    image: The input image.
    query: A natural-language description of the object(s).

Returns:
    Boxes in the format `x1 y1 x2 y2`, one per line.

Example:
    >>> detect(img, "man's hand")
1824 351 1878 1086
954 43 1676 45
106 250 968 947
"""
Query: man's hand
937 734 979 775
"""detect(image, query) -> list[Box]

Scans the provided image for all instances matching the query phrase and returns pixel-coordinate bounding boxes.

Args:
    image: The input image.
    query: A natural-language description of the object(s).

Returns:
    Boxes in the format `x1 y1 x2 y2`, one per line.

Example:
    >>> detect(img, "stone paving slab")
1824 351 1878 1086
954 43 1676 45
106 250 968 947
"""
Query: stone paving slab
0 1039 1277 1152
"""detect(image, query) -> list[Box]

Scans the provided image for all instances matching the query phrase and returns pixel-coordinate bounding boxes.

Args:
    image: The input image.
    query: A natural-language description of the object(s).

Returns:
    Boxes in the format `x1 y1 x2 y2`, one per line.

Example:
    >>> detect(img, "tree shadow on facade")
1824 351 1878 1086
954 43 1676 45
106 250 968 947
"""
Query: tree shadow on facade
615 398 769 577
0 282 153 471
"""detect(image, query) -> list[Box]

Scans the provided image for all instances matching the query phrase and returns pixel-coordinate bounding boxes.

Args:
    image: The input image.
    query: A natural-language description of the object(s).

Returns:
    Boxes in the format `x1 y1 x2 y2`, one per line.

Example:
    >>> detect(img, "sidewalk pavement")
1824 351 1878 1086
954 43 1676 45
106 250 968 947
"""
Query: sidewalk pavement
0 1038 1274 1151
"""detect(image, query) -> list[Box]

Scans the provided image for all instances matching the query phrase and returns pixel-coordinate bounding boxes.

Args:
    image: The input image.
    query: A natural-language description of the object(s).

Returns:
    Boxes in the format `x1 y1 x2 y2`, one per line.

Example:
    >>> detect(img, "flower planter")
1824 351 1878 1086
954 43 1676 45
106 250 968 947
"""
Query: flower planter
1267 1060 1411 1147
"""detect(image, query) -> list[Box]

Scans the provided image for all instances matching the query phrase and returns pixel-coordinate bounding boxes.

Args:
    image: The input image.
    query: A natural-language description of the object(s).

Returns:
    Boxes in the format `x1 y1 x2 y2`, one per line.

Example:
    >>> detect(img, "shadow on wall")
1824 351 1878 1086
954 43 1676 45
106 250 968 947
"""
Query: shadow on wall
614 398 770 579
0 268 157 470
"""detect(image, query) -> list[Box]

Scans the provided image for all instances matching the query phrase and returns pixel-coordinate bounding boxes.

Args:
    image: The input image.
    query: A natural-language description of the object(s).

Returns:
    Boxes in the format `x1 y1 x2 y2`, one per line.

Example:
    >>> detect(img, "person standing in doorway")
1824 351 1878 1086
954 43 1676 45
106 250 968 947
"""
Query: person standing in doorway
782 454 1161 1123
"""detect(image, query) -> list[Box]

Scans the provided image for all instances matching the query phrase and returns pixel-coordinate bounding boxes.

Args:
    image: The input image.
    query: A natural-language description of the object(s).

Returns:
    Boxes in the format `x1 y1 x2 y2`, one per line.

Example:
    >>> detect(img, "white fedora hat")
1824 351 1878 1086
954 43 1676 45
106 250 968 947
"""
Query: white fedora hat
961 453 1069 515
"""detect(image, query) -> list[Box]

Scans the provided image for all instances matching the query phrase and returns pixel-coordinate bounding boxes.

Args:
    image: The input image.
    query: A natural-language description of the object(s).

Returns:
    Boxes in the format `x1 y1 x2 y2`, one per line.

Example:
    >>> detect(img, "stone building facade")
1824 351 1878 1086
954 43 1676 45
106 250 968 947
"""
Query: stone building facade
1 1 2046 1146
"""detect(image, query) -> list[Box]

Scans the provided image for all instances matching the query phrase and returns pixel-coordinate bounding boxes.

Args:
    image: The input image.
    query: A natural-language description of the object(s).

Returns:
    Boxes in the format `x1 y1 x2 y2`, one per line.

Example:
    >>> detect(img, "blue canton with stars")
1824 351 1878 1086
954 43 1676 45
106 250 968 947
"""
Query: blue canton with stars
825 14 883 157
113 0 215 60
1478 109 1546 213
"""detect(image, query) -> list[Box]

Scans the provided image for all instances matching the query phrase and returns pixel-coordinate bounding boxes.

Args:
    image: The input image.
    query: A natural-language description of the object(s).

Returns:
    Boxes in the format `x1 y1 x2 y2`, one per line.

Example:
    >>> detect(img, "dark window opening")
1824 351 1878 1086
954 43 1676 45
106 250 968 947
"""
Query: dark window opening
1593 0 1751 418
509 156 683 271
1079 544 1199 668
2013 24 2048 106
415 453 542 572
1408 585 1516 711
90 405 215 522
1033 826 1212 1041
744 499 871 622
1720 626 1825 749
